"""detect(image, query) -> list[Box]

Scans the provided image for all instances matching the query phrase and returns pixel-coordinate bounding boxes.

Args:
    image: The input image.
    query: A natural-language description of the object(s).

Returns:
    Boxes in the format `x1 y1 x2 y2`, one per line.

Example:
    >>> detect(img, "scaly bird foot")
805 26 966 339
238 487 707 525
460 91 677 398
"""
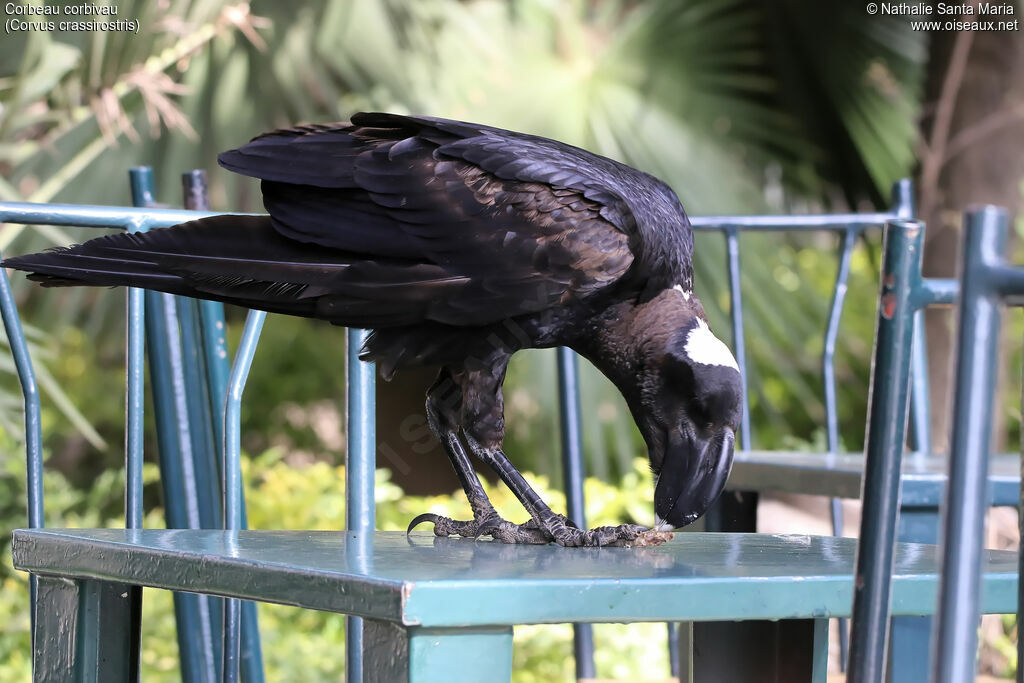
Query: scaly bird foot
407 512 551 544
541 519 658 547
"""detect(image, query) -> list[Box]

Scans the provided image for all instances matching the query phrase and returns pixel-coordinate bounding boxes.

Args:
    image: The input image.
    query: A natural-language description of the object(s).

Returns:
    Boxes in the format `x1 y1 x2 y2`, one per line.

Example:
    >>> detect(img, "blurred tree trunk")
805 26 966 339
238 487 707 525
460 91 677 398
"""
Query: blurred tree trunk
375 366 470 496
919 23 1024 452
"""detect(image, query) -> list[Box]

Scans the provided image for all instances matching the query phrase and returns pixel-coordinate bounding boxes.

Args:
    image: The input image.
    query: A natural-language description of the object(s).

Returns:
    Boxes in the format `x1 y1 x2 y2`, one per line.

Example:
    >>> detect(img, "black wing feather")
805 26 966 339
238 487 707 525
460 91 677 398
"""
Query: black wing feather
6 113 692 336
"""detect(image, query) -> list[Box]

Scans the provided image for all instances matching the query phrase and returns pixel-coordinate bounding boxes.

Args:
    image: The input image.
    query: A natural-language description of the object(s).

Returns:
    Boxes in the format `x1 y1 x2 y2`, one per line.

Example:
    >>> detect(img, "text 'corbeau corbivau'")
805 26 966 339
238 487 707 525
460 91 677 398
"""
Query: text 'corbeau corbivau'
4 112 743 547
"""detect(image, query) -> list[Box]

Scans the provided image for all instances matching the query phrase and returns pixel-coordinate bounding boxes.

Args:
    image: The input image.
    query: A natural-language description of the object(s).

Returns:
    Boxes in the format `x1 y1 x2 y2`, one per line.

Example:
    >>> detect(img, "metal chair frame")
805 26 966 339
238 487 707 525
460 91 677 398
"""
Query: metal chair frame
926 205 1020 683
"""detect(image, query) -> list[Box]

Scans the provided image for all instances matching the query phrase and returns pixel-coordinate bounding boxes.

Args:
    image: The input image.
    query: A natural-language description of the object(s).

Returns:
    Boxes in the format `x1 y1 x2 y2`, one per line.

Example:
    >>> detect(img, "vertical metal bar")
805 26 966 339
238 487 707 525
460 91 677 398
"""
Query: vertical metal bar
556 346 596 680
725 228 751 450
176 297 221 523
183 170 265 683
1019 327 1024 683
124 169 154 529
122 168 153 683
178 176 220 518
160 296 204 527
847 219 922 682
932 206 1009 683
125 286 145 529
823 228 857 671
346 327 376 683
181 171 245 682
823 229 857 457
0 251 44 644
184 170 231 454
200 299 230 451
907 310 932 455
128 167 156 207
891 179 915 220
223 309 266 683
346 327 377 533
131 168 216 683
0 269 43 530
891 178 933 460
159 259 220 682
667 621 680 680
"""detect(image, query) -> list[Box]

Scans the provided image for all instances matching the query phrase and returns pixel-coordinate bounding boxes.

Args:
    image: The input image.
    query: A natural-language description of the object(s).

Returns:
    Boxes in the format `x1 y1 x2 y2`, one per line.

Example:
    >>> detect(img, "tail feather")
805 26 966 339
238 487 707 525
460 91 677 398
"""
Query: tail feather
2 212 487 328
1 215 345 307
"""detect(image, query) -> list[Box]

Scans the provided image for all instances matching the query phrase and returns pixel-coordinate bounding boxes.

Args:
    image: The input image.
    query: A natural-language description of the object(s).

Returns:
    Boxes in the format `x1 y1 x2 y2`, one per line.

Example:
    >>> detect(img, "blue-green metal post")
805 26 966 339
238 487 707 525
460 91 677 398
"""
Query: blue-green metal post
123 168 157 683
183 170 264 683
125 287 145 529
179 171 224 529
725 228 751 450
823 228 857 671
223 309 266 683
932 206 1009 683
200 297 230 449
907 311 931 456
347 328 376 683
847 219 922 682
176 298 222 523
556 346 596 680
133 168 220 683
0 268 44 532
123 214 146 683
125 170 153 531
0 249 44 647
182 169 226 473
179 174 225 678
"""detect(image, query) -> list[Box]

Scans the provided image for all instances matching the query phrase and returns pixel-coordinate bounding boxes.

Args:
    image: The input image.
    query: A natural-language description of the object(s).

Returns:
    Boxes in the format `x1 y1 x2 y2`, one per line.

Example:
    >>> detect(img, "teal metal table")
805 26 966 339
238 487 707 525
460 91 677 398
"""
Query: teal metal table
729 451 1020 506
13 529 1018 682
727 451 1020 682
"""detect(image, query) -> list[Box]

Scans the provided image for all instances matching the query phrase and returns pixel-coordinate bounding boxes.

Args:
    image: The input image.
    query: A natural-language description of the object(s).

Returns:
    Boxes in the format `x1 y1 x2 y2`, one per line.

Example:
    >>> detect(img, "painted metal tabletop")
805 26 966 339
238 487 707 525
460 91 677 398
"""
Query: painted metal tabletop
728 451 1020 506
12 529 1016 627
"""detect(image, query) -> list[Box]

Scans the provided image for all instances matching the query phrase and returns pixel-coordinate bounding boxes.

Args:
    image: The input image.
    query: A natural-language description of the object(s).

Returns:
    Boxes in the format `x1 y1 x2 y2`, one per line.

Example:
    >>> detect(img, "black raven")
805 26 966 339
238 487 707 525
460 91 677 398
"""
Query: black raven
4 113 742 547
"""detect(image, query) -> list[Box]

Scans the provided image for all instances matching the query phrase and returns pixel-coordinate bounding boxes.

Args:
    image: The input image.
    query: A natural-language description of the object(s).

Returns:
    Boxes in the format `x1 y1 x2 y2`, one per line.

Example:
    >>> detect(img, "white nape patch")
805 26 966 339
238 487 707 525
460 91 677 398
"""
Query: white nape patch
685 318 740 372
654 515 673 532
672 284 691 301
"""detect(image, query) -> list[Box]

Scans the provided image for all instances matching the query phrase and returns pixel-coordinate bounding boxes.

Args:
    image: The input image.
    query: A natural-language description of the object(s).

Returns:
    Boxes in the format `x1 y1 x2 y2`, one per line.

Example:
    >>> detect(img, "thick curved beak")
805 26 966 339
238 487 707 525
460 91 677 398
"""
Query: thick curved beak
654 426 735 529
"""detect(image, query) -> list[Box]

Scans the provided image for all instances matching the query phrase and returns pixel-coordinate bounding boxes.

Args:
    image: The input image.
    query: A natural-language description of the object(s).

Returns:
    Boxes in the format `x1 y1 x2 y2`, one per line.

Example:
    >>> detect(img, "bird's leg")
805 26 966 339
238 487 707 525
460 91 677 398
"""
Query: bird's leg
464 435 647 547
407 369 548 544
457 361 647 548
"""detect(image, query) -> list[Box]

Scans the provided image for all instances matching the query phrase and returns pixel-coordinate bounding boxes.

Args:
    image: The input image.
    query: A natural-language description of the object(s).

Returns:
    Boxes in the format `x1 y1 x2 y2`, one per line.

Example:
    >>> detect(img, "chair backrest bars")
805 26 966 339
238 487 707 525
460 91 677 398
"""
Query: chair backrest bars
344 327 377 683
124 172 147 530
222 308 266 683
931 205 1013 683
0 217 44 642
686 178 917 453
556 346 596 681
131 168 223 682
0 172 269 683
845 216 959 682
559 180 919 678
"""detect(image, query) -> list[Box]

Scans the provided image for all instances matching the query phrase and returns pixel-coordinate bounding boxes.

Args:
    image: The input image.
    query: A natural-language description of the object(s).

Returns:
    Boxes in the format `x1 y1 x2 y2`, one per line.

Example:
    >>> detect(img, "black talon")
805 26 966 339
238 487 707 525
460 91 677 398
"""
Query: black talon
407 513 443 534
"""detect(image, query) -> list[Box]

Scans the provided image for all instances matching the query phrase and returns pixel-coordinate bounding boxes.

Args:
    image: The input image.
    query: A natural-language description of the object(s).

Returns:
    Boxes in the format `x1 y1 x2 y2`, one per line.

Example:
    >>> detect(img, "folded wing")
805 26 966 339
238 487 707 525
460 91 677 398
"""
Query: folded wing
5 113 649 329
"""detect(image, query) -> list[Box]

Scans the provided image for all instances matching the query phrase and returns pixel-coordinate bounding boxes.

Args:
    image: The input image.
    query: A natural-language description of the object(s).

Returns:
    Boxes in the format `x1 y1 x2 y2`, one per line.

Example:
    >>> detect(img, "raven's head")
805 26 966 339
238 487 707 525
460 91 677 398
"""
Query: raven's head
631 292 743 531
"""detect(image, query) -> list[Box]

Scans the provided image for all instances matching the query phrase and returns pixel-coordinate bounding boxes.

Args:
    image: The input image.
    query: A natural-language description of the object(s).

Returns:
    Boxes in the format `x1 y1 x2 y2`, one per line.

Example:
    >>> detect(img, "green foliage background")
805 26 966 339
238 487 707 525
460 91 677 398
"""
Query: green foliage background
1 0 928 480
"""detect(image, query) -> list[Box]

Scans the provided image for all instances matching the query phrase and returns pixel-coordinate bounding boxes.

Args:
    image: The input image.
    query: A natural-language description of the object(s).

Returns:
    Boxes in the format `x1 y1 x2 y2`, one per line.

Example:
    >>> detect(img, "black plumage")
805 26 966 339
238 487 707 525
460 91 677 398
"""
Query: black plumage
5 113 742 546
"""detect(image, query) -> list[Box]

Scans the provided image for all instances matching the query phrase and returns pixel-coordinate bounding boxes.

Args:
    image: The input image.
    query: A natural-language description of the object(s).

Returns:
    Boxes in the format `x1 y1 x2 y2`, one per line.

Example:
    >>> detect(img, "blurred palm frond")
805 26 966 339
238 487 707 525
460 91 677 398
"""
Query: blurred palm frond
0 0 925 479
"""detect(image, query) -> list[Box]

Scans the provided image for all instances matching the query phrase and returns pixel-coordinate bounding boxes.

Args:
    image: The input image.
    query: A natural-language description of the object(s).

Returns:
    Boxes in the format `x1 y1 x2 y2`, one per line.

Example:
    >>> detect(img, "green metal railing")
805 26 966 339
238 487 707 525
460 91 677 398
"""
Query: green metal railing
928 205 1017 683
0 171 267 683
